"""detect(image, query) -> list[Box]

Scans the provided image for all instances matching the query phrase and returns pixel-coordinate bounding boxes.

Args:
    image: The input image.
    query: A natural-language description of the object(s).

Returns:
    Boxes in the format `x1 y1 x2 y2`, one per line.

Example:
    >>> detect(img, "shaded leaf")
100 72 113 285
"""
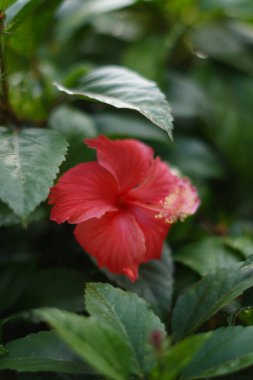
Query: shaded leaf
172 258 253 341
225 236 253 258
154 335 208 380
0 128 68 220
34 308 132 380
104 245 174 321
55 66 173 137
0 200 19 227
85 282 165 374
174 237 242 276
20 268 86 312
0 331 90 373
181 326 253 379
167 137 224 179
94 112 167 141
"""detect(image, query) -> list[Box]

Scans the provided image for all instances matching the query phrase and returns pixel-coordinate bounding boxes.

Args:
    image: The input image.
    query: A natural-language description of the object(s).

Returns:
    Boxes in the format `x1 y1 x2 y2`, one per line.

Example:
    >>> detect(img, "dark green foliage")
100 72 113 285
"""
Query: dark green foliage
1 0 253 379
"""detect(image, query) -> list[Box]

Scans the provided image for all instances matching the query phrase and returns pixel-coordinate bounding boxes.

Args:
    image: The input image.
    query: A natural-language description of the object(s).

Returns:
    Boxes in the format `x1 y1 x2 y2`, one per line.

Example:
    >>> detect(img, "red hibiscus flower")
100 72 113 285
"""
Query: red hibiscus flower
49 136 199 281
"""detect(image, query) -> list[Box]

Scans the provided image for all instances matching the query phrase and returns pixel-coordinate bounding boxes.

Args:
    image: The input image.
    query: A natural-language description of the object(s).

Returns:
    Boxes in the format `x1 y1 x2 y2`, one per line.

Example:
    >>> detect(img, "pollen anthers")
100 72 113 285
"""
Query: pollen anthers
155 179 200 224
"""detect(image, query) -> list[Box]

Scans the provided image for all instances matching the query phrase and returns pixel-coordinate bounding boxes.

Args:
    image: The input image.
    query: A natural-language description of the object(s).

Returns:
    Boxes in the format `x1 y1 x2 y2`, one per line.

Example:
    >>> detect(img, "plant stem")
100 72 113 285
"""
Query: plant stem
0 11 10 110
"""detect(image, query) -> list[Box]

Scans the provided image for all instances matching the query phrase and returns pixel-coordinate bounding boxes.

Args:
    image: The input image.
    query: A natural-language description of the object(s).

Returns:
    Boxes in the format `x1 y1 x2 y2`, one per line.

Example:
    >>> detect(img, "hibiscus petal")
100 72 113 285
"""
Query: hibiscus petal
85 135 153 192
129 206 170 262
49 162 119 224
128 157 176 203
74 211 146 281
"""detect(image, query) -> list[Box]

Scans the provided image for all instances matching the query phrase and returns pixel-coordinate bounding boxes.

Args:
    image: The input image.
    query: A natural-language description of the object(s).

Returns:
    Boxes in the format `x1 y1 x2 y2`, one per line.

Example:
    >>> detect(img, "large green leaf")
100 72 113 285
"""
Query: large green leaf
85 283 165 374
34 308 132 380
0 128 68 221
172 258 253 341
104 244 174 321
55 66 173 138
181 326 253 379
174 237 242 276
153 335 208 380
0 331 90 373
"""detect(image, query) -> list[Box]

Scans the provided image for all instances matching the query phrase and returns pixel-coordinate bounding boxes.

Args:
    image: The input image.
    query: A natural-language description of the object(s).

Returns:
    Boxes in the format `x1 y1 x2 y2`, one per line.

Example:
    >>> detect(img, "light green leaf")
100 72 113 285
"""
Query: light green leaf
172 258 253 341
49 106 97 139
94 112 167 141
174 237 242 276
104 244 174 321
0 331 90 373
6 0 62 57
85 282 166 374
56 0 136 41
34 308 132 380
0 128 68 221
181 326 253 379
0 0 17 10
55 66 173 138
154 335 208 380
5 0 31 22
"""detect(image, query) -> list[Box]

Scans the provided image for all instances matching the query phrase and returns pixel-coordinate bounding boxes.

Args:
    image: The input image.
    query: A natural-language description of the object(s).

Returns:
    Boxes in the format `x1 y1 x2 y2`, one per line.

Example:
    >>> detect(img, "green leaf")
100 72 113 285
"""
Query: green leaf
55 66 173 138
49 106 97 139
167 137 224 179
85 282 166 374
104 244 174 321
172 259 253 341
224 236 253 258
56 0 137 41
34 308 132 380
6 0 62 57
174 237 242 276
0 331 90 373
5 0 31 22
0 128 68 221
0 0 17 10
181 326 253 379
154 335 208 380
94 112 167 141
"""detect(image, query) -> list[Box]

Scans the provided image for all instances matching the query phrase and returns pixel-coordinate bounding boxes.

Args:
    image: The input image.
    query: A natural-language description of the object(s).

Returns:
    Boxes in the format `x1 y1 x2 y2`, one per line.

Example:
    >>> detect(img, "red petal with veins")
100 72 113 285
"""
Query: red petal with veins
129 206 170 262
128 158 177 203
74 211 146 281
49 162 119 224
85 135 153 192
